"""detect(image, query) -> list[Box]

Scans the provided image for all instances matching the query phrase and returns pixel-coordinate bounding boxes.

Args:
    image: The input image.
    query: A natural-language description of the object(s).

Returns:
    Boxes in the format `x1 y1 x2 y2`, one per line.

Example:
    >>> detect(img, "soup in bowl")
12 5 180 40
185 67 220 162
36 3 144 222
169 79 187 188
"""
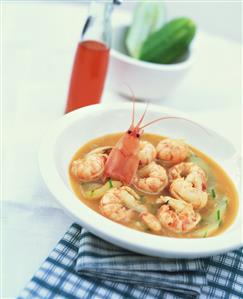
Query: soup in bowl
39 103 241 258
69 132 238 239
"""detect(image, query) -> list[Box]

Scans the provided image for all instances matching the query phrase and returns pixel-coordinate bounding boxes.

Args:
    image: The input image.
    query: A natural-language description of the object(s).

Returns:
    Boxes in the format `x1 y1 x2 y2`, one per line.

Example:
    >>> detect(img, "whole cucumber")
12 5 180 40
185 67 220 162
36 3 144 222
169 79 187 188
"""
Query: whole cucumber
139 17 196 64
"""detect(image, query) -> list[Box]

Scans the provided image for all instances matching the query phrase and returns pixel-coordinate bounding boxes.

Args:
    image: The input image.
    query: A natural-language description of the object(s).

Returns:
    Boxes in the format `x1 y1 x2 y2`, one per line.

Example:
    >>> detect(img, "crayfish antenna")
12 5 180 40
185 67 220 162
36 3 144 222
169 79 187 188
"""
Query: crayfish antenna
135 102 149 129
124 84 136 127
140 115 209 135
140 116 177 129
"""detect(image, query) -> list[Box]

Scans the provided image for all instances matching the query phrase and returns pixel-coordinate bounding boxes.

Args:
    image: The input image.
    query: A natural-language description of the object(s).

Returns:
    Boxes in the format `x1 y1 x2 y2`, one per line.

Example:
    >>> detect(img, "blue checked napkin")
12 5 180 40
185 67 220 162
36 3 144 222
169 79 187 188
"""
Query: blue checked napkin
76 230 206 297
18 223 243 299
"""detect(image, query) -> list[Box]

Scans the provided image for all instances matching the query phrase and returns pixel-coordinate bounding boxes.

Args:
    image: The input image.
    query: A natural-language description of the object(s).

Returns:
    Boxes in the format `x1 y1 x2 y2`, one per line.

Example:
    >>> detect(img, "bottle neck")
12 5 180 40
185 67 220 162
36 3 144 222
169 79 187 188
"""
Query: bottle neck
81 1 113 47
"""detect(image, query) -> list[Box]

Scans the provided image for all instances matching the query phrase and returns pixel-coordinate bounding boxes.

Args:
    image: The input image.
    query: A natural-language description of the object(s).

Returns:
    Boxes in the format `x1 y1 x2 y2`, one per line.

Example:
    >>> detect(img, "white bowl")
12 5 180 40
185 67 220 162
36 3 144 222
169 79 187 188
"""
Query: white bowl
39 103 242 258
108 25 195 101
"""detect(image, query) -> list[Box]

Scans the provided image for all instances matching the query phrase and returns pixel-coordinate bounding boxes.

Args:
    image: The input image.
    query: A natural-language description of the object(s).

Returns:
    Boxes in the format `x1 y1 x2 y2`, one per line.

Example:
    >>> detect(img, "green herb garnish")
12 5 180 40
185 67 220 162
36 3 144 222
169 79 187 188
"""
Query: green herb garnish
203 231 208 238
108 179 113 189
217 210 220 221
89 189 95 197
211 188 216 198
139 195 146 203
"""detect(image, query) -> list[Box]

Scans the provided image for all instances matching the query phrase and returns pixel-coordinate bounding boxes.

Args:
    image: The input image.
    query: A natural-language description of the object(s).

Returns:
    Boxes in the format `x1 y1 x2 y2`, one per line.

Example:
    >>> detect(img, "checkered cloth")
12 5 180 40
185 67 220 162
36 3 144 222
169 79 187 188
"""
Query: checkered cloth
18 223 243 299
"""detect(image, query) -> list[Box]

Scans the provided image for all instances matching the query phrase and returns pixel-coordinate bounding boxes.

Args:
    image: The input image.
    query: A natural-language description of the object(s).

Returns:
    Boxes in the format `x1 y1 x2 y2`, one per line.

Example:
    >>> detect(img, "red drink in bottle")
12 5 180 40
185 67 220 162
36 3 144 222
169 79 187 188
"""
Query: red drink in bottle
66 40 109 113
65 1 121 113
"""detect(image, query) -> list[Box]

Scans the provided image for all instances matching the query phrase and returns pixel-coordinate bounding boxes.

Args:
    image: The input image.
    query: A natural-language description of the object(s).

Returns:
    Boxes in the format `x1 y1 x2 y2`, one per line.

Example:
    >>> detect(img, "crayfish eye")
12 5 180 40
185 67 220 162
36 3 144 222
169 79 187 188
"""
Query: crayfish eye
127 130 132 134
136 134 140 138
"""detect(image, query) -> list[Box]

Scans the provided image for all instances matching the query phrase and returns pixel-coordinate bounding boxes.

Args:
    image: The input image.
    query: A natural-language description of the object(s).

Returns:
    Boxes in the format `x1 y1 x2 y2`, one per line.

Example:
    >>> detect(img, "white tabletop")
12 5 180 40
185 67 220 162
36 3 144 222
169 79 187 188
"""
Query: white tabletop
2 2 242 298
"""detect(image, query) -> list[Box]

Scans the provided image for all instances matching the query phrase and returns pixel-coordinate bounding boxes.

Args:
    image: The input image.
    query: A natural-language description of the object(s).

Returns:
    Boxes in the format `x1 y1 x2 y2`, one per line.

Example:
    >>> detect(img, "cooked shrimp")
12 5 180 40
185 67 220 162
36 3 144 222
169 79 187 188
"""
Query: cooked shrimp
170 178 208 210
156 138 189 167
133 161 168 195
168 162 207 209
140 212 162 232
157 196 201 233
138 141 156 166
71 146 111 182
100 186 147 223
168 162 207 190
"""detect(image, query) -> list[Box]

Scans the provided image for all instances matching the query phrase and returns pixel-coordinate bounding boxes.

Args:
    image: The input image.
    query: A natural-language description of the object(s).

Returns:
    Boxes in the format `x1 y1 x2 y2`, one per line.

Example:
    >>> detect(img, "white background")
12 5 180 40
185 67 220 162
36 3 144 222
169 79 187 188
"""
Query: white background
64 0 242 42
1 1 242 298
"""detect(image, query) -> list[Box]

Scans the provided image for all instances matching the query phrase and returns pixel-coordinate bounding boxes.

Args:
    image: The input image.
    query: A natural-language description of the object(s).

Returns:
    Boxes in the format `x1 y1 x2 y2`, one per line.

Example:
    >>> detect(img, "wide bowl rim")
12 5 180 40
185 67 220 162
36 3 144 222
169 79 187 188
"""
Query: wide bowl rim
110 24 195 72
38 103 242 258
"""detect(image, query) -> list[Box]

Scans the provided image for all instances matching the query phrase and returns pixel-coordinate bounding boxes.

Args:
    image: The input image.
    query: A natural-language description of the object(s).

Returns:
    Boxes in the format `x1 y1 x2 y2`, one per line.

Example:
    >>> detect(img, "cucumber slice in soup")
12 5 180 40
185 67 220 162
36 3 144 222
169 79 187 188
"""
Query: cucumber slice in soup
205 196 228 223
191 222 220 238
82 182 103 192
126 2 166 58
192 197 228 238
82 180 122 200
